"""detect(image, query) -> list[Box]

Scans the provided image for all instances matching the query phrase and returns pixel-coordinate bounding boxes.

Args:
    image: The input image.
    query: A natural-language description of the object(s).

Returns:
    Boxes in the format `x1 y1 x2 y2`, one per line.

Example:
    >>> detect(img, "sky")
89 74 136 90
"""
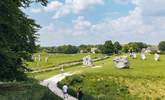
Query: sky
23 0 165 46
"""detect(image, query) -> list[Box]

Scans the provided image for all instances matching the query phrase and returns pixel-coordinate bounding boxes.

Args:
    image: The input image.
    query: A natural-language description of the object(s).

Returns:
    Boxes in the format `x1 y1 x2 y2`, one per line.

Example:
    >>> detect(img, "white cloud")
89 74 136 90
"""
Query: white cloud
31 8 42 13
52 5 71 19
44 1 63 12
31 1 63 13
113 0 130 5
133 0 165 16
52 0 104 19
72 16 93 36
38 0 165 46
90 0 165 44
73 16 92 30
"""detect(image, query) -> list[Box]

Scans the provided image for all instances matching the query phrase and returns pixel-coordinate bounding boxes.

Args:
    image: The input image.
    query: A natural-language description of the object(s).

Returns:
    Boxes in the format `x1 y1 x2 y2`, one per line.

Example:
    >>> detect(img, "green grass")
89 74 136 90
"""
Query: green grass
58 54 165 99
0 81 62 100
27 52 102 70
27 63 89 80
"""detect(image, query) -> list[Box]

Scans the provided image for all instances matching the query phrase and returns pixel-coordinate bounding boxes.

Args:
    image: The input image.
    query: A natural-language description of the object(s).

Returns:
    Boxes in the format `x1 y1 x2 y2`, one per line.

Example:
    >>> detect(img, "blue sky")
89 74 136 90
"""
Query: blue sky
23 0 165 46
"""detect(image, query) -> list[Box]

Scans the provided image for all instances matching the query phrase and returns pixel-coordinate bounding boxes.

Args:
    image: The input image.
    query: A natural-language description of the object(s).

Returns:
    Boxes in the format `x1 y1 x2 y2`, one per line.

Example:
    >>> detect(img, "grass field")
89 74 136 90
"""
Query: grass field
58 54 165 100
0 81 62 100
26 52 102 70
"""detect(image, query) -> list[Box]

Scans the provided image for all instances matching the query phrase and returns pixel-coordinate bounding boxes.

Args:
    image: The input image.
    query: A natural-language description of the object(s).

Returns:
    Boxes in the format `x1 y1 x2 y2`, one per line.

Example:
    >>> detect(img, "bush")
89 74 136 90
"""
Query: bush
0 49 26 81
158 41 165 51
58 74 137 100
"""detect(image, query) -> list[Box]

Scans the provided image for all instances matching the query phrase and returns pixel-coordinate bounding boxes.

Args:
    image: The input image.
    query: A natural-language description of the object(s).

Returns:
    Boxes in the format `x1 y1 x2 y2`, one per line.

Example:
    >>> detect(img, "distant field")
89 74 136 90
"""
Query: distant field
26 53 102 70
59 54 165 99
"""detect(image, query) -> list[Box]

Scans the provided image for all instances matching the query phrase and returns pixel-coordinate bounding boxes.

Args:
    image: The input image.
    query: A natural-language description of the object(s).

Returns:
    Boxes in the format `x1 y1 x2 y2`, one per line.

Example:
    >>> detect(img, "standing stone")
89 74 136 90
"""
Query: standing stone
83 55 93 67
38 54 41 62
141 53 146 60
45 56 48 62
31 55 35 60
34 56 37 61
113 56 129 69
154 53 160 61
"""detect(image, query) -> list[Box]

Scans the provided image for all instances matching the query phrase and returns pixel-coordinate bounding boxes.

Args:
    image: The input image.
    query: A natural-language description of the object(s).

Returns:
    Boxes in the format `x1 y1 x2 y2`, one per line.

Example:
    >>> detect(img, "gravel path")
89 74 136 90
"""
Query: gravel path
40 73 77 100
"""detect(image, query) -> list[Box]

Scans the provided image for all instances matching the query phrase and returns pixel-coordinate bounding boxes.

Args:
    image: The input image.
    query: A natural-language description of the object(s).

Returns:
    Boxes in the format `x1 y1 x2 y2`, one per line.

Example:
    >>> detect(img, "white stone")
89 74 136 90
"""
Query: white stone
91 48 98 54
38 54 41 61
34 57 37 61
83 55 93 67
130 52 137 59
141 53 146 60
113 56 129 69
31 55 35 60
154 53 160 61
45 57 49 62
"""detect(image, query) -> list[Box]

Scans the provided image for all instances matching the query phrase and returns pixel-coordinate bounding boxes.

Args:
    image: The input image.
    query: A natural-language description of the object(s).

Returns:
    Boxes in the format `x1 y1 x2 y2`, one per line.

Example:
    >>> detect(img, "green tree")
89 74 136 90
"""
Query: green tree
122 44 129 53
122 42 147 53
63 45 78 54
158 41 165 51
0 0 47 81
101 40 114 54
78 45 92 53
114 41 122 54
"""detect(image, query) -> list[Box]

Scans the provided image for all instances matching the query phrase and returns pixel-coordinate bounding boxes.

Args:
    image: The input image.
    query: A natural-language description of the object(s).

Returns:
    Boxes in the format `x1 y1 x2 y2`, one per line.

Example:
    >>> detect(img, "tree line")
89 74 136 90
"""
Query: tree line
40 41 165 54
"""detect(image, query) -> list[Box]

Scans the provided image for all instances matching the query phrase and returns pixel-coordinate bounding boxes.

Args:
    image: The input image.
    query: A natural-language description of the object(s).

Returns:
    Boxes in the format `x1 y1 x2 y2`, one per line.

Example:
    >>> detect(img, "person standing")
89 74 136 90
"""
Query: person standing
62 84 68 99
77 88 84 100
60 66 64 75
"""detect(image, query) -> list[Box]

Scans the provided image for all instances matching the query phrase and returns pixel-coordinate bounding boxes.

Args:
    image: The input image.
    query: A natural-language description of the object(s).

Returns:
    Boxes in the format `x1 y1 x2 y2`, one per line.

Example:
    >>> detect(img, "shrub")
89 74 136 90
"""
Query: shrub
158 41 165 51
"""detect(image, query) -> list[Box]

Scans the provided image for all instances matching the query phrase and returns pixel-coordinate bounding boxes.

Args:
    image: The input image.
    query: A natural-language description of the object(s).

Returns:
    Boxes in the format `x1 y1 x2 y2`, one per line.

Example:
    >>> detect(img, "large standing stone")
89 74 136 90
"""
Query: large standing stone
83 55 93 67
141 53 146 60
45 56 48 62
38 54 41 61
154 53 160 61
113 56 129 69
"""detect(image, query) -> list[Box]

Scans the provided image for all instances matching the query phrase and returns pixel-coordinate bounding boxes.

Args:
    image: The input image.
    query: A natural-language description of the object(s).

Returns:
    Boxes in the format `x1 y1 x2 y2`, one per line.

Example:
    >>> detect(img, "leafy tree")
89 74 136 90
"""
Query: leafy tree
122 42 147 53
78 45 93 53
158 41 165 51
0 0 47 81
122 44 129 53
63 45 79 54
101 40 114 54
114 41 122 54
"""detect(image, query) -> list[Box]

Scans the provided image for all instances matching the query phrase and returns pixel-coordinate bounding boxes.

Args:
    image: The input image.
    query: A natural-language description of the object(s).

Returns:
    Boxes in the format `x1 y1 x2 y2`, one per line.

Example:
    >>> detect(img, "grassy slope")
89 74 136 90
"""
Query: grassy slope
59 54 165 99
0 81 62 100
27 53 103 80
27 53 101 70
27 63 91 80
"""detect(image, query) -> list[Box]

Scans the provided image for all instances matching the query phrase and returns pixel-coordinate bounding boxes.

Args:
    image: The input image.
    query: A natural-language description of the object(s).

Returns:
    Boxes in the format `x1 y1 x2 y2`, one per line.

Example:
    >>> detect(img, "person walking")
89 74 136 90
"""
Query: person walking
77 87 84 100
62 84 68 99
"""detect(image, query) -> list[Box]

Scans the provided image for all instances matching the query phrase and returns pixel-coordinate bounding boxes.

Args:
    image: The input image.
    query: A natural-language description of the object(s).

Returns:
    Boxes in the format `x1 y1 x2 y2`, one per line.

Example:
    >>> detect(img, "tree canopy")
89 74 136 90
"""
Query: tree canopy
114 41 122 54
0 0 47 81
101 40 114 54
158 41 165 52
122 42 147 53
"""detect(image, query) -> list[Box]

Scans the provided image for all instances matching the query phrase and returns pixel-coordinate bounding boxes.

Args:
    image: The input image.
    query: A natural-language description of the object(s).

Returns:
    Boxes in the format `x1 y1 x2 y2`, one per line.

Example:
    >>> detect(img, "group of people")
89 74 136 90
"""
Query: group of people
62 84 84 100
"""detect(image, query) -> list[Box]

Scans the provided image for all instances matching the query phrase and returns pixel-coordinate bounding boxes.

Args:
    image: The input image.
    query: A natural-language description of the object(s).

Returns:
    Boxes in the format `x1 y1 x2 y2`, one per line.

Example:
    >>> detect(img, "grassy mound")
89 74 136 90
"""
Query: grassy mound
0 81 62 100
58 54 165 99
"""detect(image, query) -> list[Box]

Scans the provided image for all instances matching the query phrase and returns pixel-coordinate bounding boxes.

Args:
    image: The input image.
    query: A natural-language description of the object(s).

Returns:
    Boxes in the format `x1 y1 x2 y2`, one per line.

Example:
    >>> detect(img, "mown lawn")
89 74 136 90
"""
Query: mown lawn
26 53 102 70
0 81 62 100
58 54 165 100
